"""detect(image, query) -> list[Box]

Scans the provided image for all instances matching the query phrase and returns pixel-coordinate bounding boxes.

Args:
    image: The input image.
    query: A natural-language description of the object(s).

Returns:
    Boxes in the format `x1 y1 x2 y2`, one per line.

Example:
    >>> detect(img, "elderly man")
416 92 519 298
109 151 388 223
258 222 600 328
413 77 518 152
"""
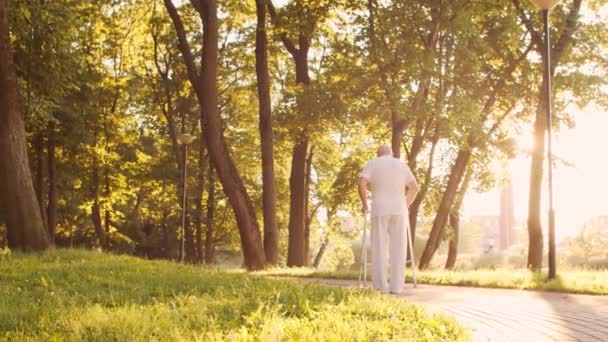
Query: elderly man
358 144 419 294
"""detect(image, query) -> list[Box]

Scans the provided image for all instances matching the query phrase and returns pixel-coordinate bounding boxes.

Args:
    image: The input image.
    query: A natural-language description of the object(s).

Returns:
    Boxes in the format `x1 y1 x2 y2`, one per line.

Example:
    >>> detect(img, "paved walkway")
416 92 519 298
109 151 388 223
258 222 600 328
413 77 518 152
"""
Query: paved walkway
296 278 608 342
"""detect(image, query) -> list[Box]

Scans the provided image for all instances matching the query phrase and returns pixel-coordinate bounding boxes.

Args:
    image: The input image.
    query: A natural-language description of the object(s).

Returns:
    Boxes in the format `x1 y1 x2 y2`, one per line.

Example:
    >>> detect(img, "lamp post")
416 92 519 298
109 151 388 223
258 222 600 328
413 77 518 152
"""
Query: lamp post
529 0 560 279
177 133 195 263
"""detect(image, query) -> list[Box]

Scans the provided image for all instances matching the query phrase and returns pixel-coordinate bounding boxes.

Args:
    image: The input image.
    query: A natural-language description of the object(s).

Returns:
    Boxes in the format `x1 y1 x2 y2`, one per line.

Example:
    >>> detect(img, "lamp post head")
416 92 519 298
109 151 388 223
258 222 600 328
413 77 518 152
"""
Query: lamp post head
177 133 195 145
529 0 561 10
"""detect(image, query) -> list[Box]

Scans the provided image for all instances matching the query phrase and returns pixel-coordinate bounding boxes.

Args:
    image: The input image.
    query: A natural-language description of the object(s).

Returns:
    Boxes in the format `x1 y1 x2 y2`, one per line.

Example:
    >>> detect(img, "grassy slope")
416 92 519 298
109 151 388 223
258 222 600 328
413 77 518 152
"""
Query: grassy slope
0 249 469 341
261 268 608 295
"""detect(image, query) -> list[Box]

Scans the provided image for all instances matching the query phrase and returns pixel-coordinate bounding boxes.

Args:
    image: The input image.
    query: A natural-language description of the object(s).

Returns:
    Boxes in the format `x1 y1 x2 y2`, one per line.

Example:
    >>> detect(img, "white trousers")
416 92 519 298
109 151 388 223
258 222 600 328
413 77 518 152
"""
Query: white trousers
371 214 407 294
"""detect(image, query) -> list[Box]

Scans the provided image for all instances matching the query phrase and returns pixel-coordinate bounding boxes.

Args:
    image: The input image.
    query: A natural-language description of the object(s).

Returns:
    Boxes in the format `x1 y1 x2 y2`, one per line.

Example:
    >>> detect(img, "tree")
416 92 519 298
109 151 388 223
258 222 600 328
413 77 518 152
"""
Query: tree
0 0 50 251
418 1 534 269
163 0 266 270
255 0 279 265
267 0 313 267
445 164 473 269
512 0 583 270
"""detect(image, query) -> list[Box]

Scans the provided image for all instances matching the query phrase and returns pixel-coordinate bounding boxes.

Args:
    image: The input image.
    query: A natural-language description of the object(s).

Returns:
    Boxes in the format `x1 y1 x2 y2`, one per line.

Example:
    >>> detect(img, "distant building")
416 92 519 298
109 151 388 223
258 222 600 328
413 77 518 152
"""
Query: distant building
470 177 515 253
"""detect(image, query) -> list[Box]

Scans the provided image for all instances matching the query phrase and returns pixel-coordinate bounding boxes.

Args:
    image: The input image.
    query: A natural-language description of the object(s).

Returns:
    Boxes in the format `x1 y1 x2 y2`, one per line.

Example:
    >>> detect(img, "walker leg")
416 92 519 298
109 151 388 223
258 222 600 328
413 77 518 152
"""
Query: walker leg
406 223 417 288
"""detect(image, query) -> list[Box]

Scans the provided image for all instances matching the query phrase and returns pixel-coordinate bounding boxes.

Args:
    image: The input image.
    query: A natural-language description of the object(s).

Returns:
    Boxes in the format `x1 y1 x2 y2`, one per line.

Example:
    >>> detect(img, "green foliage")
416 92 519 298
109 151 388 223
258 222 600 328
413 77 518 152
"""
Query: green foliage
0 250 469 341
564 225 608 267
265 267 608 295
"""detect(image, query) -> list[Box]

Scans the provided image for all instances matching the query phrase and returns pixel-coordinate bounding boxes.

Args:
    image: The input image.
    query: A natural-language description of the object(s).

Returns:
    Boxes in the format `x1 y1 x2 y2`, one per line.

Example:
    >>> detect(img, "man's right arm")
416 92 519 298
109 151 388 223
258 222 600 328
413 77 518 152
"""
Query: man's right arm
406 179 419 207
358 177 369 214
404 164 419 207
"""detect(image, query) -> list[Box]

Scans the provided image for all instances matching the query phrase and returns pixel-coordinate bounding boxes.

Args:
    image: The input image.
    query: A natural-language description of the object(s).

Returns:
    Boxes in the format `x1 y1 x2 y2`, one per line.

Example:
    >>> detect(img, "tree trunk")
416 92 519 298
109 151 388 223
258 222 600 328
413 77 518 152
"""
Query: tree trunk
285 48 311 267
194 141 206 263
0 0 50 250
47 122 57 240
161 211 170 259
266 2 313 267
419 148 472 269
34 131 47 225
255 0 279 265
445 212 459 269
313 237 329 268
104 169 111 236
407 127 440 262
287 134 308 266
164 0 266 270
91 201 105 249
445 166 473 270
184 214 194 262
303 145 314 265
527 99 545 271
204 163 215 264
91 129 106 249
391 117 406 158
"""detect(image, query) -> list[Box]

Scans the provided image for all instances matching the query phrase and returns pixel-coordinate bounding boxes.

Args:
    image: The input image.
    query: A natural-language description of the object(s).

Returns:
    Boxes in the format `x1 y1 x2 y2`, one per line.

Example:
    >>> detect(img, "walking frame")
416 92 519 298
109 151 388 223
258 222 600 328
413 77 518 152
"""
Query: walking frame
358 212 417 289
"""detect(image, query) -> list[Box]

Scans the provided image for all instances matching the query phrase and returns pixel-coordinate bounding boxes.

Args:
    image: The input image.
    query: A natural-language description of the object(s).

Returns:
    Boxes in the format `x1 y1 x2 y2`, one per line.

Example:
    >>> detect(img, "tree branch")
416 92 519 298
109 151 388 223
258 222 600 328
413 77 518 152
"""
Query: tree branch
551 0 582 72
163 0 202 94
267 0 299 57
511 0 544 49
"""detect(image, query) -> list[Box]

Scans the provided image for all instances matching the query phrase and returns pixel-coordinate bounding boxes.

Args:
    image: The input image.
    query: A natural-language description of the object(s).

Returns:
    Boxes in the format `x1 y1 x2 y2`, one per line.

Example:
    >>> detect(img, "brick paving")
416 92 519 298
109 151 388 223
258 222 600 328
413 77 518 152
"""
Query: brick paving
296 278 608 342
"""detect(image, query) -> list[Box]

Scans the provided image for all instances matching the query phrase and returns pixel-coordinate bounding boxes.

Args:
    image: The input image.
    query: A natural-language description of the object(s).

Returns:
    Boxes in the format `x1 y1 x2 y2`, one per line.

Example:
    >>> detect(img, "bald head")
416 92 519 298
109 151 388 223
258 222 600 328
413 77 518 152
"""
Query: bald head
376 144 393 157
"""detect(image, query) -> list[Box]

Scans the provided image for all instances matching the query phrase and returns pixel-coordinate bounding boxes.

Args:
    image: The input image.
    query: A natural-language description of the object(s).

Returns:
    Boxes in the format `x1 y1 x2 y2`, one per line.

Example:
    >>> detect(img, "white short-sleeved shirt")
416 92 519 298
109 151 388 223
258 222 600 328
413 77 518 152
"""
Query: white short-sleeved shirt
360 156 416 217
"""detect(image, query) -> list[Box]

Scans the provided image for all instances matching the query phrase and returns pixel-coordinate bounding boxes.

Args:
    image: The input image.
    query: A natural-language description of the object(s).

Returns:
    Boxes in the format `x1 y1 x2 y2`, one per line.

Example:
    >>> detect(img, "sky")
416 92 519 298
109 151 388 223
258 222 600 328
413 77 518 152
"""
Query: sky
463 104 608 241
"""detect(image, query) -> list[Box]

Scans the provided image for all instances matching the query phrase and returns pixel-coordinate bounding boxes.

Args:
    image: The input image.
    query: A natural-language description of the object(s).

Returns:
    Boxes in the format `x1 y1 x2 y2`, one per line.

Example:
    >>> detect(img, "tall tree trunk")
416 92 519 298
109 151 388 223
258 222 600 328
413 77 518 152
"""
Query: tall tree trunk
102 110 112 239
91 157 105 249
527 65 550 270
161 211 170 259
527 97 545 270
0 0 50 250
255 0 279 265
445 167 472 269
165 0 266 270
267 1 312 268
47 122 57 240
194 142 206 263
33 131 47 224
445 212 459 269
205 163 215 264
287 134 308 266
407 132 439 260
285 50 311 267
419 148 472 269
104 169 111 236
184 214 193 262
391 116 406 158
303 145 314 265
90 126 106 249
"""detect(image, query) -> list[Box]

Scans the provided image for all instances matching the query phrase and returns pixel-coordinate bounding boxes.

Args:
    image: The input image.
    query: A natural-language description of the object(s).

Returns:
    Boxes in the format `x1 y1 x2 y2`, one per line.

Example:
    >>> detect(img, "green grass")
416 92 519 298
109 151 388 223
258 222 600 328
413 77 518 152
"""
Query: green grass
260 267 608 295
0 249 469 341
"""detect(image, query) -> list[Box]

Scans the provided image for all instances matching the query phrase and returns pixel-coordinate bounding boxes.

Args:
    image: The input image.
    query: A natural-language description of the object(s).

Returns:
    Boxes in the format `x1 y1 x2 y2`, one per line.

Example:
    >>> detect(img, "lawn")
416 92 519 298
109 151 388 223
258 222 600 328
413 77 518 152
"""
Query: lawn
0 249 469 341
261 267 608 295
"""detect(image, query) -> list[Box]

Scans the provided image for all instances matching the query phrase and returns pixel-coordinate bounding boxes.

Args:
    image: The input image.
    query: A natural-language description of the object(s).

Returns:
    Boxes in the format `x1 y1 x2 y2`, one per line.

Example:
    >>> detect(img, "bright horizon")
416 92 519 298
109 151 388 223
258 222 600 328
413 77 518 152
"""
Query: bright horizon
464 104 608 241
